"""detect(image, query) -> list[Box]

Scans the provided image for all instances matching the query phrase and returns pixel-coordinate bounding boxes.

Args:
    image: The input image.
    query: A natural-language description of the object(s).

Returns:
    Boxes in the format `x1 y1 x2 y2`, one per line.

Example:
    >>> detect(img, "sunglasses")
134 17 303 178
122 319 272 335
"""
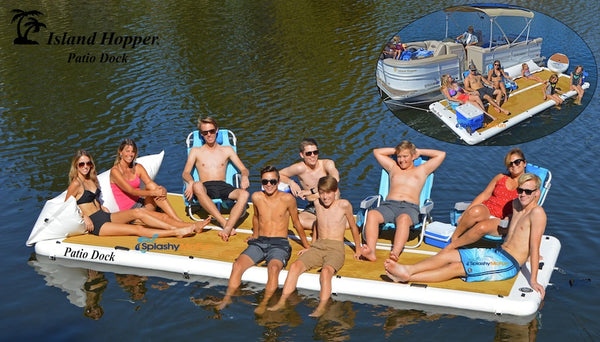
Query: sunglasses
200 129 217 136
494 63 500 66
261 179 278 185
508 159 524 167
304 150 319 156
78 161 93 168
517 187 537 195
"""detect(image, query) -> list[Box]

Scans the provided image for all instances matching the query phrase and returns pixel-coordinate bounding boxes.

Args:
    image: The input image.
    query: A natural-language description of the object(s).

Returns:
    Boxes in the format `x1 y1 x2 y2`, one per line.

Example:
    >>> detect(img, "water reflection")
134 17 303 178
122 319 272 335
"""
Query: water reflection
376 307 446 337
494 318 539 342
83 270 108 320
115 274 148 304
312 300 356 341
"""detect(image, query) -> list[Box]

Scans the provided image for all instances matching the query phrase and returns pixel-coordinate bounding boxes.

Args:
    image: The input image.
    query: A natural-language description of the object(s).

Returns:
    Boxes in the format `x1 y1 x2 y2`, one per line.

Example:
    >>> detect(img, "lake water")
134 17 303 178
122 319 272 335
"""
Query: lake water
1 0 598 340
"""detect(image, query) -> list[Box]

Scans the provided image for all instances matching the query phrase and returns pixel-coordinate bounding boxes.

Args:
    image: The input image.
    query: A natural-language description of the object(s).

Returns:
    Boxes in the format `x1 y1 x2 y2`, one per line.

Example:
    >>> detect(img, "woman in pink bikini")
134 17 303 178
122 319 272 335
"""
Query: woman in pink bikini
110 139 185 225
444 148 527 249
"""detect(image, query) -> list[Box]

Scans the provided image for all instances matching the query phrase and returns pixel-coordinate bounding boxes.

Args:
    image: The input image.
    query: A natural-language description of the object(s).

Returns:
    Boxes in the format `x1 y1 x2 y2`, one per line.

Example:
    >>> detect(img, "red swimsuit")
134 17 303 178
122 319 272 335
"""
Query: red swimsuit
482 175 517 219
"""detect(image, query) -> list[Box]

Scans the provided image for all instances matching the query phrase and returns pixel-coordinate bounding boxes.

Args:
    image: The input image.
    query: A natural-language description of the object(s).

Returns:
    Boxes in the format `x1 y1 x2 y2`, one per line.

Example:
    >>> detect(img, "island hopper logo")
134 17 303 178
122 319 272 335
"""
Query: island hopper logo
11 9 46 44
10 8 160 63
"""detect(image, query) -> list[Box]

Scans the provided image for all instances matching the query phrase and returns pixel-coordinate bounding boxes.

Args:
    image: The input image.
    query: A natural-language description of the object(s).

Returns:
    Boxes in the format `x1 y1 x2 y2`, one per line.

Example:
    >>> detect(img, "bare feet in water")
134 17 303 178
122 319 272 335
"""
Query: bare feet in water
267 301 285 312
384 259 410 283
308 304 327 317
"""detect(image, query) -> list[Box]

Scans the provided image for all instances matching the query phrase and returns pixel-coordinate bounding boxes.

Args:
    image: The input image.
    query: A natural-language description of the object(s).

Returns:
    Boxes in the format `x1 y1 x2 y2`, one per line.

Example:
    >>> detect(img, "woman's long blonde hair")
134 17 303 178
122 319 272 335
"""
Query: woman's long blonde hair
440 74 453 90
69 149 99 187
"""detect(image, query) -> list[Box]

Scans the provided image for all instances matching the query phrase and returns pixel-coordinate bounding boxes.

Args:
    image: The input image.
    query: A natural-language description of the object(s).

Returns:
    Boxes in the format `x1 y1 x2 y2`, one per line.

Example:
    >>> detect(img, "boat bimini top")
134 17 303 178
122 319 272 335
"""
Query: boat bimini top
444 4 535 50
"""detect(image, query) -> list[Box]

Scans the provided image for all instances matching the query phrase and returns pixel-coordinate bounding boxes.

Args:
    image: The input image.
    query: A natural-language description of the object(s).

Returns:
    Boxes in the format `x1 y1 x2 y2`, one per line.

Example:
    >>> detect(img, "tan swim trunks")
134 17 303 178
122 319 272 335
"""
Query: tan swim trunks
297 239 345 272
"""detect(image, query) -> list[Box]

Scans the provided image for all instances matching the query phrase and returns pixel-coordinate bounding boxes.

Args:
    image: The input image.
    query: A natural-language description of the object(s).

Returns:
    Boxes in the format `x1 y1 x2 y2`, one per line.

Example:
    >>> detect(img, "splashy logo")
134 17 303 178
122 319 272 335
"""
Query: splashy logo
11 9 46 45
135 234 181 253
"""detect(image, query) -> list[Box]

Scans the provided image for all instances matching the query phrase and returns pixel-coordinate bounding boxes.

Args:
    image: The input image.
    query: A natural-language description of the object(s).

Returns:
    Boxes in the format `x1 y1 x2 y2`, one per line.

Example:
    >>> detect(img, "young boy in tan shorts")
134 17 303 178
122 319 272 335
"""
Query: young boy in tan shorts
268 175 362 317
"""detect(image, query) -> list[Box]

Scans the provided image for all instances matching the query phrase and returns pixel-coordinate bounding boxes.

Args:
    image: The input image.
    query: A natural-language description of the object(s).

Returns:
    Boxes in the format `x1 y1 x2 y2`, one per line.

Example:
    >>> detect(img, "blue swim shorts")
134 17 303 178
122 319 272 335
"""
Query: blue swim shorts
241 236 292 267
373 200 419 225
458 247 520 282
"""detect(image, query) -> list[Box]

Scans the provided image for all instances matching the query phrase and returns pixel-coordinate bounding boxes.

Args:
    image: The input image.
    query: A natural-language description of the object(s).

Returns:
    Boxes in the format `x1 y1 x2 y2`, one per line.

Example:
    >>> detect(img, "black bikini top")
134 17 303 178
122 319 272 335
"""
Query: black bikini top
77 187 101 205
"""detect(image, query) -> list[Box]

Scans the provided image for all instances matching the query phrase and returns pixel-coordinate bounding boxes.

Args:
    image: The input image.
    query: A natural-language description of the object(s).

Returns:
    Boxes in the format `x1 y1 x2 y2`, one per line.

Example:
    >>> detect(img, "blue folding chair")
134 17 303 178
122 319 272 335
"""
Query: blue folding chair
356 157 435 249
183 129 241 221
450 162 552 242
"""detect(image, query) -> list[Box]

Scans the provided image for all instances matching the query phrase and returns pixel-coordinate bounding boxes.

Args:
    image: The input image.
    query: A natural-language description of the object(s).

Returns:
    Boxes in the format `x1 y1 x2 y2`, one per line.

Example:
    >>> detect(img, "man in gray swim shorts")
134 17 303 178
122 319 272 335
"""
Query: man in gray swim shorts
360 141 446 262
374 200 420 228
241 236 292 267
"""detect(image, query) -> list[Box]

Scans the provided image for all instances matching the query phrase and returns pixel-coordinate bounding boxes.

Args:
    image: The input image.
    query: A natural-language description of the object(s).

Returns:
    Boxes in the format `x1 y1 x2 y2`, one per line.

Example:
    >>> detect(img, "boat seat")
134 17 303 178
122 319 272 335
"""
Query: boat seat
356 157 434 249
450 163 552 242
433 43 448 56
183 129 242 221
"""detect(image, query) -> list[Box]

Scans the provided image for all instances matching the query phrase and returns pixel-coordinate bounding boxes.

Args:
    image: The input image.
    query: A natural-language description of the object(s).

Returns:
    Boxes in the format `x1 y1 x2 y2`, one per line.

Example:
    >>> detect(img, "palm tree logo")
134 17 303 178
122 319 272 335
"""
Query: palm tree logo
11 9 46 45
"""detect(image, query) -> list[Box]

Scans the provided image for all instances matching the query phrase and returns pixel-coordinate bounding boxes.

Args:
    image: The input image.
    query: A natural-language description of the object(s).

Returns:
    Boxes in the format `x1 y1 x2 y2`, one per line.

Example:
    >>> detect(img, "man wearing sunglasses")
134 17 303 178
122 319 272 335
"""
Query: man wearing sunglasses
361 141 446 262
182 117 250 241
279 138 340 238
215 165 310 313
384 173 547 299
463 64 511 116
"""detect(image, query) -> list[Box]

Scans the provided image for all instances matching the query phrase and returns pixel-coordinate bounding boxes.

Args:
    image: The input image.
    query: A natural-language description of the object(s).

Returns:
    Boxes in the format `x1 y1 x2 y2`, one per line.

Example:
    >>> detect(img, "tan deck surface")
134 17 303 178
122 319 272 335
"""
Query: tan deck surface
64 194 516 296
440 69 572 132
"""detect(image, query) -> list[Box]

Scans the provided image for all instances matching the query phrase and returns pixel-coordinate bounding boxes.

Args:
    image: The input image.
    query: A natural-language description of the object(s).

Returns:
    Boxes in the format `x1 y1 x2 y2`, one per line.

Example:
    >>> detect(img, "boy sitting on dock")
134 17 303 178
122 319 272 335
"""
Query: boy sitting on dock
268 176 362 317
213 166 310 313
384 173 547 299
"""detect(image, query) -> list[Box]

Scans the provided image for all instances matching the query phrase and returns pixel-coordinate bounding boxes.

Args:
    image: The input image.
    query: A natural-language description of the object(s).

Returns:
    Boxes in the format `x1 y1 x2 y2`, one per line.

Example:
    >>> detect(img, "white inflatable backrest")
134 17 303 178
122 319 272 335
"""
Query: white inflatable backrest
27 151 165 246
99 151 164 213
26 193 85 246
505 59 541 79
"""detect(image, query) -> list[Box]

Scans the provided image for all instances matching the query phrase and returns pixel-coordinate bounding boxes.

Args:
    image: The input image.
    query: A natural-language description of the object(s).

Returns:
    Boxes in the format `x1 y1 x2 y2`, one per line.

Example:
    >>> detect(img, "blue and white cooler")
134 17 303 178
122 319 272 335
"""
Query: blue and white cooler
424 222 456 248
455 103 483 132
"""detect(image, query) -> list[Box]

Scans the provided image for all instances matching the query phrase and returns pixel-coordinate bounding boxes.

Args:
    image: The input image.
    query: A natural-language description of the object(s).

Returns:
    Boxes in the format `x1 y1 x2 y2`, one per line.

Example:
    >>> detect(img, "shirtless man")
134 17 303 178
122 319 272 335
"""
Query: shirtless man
182 117 250 241
268 176 361 317
280 138 340 237
216 166 310 313
463 64 511 116
360 141 445 261
384 173 547 299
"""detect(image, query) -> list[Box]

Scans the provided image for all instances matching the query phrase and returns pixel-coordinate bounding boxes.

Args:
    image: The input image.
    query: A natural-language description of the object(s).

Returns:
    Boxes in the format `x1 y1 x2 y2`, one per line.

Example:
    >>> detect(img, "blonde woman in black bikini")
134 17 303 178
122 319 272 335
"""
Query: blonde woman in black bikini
66 150 209 237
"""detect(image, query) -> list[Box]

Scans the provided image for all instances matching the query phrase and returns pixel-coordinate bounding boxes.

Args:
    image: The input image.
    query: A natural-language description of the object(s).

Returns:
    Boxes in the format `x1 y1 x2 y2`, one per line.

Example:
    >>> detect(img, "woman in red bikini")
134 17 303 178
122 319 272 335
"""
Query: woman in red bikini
67 150 208 237
444 148 527 249
110 139 187 226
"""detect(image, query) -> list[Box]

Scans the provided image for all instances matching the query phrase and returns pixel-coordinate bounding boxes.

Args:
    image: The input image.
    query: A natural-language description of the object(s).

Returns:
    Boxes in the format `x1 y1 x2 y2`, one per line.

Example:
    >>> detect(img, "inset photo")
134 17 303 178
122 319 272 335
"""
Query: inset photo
376 4 595 145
